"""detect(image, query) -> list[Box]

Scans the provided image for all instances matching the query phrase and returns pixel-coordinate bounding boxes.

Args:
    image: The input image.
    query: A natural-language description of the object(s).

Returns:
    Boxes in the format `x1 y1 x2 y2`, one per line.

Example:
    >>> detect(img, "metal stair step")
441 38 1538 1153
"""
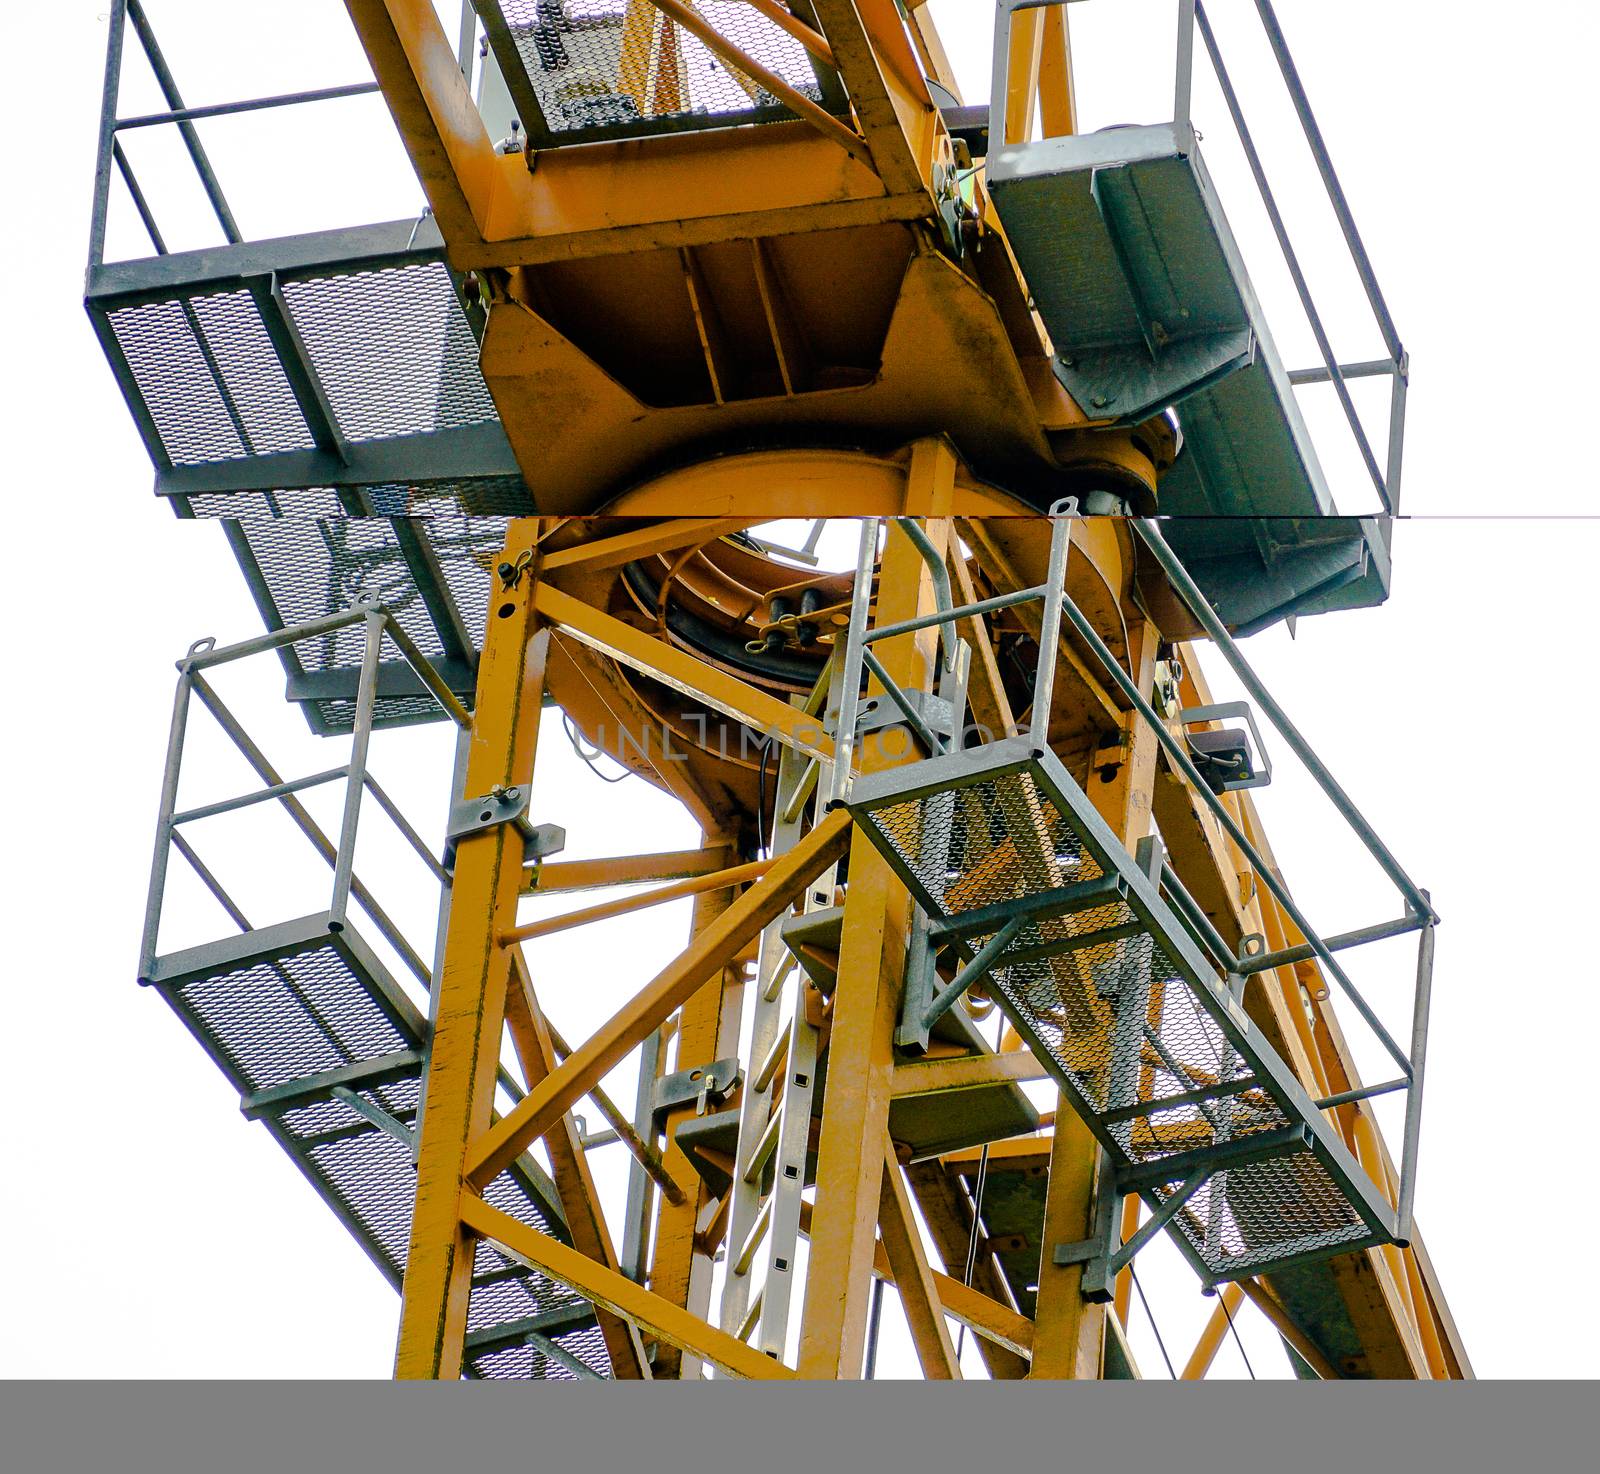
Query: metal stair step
144 911 608 1379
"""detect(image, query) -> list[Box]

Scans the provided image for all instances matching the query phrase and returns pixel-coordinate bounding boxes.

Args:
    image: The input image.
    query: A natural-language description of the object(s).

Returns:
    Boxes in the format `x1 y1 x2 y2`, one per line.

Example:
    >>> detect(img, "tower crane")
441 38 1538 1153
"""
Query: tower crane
88 0 1468 1379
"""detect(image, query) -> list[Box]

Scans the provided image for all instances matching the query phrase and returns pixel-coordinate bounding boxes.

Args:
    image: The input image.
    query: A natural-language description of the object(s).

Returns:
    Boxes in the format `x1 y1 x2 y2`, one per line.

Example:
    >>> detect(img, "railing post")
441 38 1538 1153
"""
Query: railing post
138 641 204 981
828 518 879 807
88 0 129 270
1396 902 1435 1242
329 608 385 929
1175 0 1196 127
1028 507 1073 753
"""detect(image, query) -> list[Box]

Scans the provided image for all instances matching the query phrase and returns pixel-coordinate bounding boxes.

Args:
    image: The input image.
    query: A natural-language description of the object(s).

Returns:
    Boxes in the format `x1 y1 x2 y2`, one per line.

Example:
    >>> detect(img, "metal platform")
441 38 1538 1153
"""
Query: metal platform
474 0 850 150
144 912 610 1379
846 736 1398 1287
136 607 613 1378
781 905 1042 1160
87 217 533 519
984 0 1407 630
987 123 1389 622
988 121 1319 505
213 512 504 736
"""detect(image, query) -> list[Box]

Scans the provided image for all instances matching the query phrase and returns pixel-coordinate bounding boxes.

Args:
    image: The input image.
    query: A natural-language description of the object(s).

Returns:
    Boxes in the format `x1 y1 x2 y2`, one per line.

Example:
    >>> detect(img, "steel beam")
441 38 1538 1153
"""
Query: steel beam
534 584 836 764
877 1135 962 1378
393 519 544 1379
459 1194 797 1380
465 811 853 1188
798 491 951 1377
1030 618 1160 1378
502 948 652 1379
648 834 744 1378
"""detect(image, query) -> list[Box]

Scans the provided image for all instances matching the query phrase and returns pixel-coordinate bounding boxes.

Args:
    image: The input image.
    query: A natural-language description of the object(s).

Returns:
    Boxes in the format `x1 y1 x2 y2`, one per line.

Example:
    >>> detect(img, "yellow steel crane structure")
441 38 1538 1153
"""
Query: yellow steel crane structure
89 0 1470 1380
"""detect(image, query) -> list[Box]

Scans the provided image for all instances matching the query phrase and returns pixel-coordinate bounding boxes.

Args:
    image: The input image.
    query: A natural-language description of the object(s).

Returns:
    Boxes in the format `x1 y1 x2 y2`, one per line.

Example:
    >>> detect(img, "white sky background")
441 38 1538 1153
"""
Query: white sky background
0 0 1596 1378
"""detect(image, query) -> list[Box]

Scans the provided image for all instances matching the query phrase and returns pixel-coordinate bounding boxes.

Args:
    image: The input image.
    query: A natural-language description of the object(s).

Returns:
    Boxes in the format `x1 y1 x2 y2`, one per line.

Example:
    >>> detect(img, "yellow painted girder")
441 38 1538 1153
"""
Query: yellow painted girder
525 845 738 895
535 581 836 763
502 949 653 1378
465 808 853 1188
393 522 546 1380
459 1193 797 1380
877 1134 962 1379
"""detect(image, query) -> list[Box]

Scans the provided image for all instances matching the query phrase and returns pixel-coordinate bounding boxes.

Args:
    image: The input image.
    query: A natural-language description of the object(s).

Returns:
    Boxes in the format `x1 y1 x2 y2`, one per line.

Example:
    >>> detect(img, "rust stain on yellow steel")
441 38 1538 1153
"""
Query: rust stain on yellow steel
465 809 853 1188
393 520 545 1380
460 1193 798 1380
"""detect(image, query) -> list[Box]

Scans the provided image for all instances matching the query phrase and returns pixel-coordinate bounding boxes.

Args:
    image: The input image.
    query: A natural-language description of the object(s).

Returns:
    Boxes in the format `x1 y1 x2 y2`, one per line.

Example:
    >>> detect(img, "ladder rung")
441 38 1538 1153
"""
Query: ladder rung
733 1195 774 1277
763 956 795 1004
753 1027 790 1094
737 1285 765 1343
742 1104 784 1186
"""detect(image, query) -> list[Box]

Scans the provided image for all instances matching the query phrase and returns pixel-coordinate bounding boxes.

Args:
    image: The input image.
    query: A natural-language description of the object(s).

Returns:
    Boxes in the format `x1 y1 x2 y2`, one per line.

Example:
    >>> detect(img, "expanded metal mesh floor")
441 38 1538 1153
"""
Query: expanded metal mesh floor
87 218 534 522
849 741 1389 1284
148 917 608 1379
186 513 508 735
483 0 841 146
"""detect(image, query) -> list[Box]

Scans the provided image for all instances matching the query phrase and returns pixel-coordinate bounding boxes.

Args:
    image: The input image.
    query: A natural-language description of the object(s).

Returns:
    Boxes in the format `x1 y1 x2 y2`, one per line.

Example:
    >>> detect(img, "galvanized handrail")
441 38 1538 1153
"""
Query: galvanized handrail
140 603 467 990
88 0 442 268
989 0 1407 515
832 511 1436 1239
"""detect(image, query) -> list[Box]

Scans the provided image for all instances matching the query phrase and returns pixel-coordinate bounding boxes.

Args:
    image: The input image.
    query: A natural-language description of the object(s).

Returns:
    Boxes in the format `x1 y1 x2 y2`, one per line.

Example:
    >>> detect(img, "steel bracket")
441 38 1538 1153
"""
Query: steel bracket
852 688 956 743
652 1058 742 1129
443 786 564 869
894 911 940 1053
1051 1150 1119 1303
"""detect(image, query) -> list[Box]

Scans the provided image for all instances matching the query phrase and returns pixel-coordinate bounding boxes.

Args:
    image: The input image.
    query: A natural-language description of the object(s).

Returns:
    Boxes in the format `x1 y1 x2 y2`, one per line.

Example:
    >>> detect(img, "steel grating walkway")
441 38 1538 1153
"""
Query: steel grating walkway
476 0 850 150
143 912 609 1379
846 736 1397 1287
86 217 534 519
